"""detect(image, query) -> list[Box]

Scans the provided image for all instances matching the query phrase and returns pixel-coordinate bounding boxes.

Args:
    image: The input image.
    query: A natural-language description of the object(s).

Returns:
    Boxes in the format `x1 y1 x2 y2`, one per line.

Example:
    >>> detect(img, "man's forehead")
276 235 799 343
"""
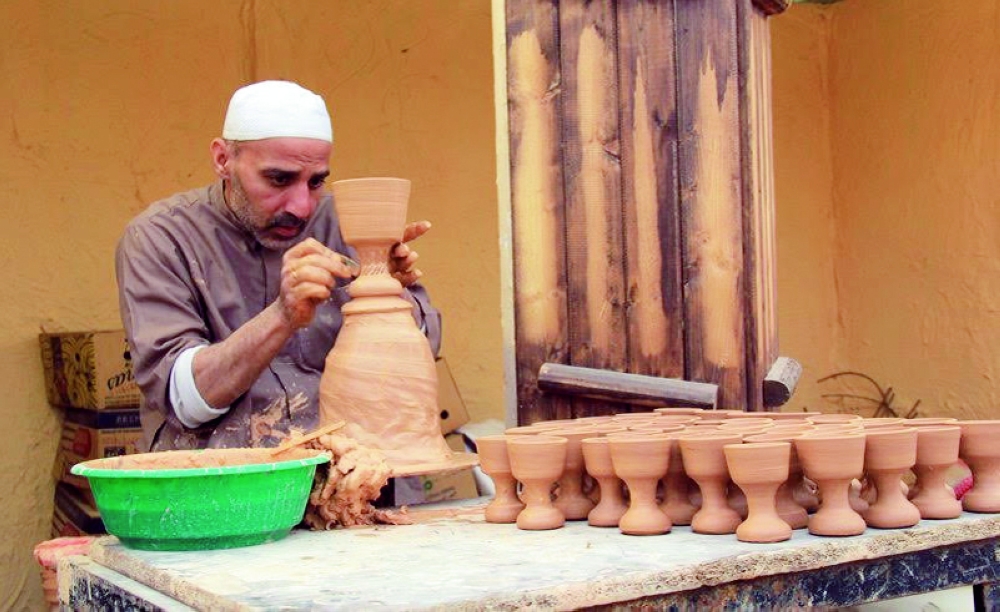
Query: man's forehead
238 137 331 167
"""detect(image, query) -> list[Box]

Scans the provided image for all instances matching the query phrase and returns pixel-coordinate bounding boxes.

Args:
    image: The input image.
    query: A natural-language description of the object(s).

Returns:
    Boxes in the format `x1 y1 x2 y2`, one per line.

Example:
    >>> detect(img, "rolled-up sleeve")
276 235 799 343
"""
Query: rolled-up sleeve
405 283 442 357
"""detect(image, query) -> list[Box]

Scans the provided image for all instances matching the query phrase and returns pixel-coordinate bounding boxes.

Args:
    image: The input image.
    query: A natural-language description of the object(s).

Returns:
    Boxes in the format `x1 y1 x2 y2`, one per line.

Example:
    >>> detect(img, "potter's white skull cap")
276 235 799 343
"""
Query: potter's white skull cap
222 80 333 143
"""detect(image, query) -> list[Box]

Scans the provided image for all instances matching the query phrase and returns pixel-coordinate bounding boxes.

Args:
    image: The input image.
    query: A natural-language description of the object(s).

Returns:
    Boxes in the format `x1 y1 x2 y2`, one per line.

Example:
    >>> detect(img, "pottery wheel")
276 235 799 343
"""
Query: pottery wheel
389 451 480 478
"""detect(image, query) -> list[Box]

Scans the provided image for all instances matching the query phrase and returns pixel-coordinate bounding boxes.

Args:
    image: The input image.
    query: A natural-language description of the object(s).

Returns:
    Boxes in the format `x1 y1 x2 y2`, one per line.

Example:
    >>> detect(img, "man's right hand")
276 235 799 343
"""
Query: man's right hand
278 238 355 328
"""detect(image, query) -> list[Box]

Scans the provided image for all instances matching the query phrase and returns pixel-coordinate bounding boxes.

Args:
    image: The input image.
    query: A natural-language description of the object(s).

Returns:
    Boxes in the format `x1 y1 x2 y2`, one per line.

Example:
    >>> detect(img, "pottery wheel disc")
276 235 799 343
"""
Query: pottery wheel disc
389 451 480 478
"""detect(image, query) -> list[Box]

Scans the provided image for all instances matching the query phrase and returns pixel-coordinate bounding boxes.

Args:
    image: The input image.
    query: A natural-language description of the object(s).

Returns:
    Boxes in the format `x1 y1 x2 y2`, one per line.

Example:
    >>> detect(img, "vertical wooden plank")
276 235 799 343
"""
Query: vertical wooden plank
675 0 749 410
617 0 686 389
738 1 780 411
506 0 571 424
558 0 626 418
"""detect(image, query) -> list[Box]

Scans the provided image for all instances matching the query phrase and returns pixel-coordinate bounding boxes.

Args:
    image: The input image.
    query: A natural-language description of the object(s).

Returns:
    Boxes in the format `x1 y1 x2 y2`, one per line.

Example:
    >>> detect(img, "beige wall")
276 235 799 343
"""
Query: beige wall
0 1 499 608
771 0 1000 419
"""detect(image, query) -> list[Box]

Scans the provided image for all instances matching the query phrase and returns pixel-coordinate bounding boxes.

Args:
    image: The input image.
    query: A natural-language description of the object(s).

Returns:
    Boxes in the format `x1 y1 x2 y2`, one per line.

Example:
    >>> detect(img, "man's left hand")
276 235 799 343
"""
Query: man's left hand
390 220 431 286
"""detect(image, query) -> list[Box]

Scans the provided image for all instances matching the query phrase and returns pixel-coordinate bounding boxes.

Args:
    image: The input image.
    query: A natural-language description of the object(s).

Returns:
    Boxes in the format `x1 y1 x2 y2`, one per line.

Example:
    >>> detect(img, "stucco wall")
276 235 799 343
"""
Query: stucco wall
825 1 1000 419
771 1 1000 418
0 2 499 608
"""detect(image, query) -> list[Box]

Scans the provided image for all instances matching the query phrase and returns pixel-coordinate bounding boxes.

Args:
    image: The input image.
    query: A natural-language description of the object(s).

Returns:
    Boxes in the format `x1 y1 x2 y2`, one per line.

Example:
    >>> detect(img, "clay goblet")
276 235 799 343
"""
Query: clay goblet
659 433 699 525
910 426 962 519
795 433 867 536
580 437 628 527
862 428 920 528
744 432 808 529
507 435 567 530
959 421 1000 512
608 433 673 535
680 433 744 534
476 435 525 523
724 442 793 542
546 428 599 520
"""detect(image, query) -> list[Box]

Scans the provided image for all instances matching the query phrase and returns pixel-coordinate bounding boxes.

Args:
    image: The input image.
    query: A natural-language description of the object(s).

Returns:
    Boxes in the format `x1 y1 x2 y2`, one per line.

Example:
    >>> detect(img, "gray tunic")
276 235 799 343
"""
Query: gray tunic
116 181 441 451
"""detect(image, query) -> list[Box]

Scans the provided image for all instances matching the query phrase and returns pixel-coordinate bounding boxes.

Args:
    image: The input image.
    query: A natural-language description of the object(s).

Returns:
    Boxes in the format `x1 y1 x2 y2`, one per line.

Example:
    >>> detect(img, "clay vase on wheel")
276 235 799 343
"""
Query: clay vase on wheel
608 433 672 535
724 442 792 543
581 437 628 527
507 435 567 530
910 426 962 520
862 428 920 529
959 421 1000 512
795 433 867 536
476 435 525 524
680 433 744 535
319 178 454 471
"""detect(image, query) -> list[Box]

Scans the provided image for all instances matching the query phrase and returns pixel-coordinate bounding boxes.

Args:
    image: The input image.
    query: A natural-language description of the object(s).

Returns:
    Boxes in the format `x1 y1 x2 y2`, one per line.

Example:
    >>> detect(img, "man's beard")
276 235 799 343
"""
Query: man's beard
226 174 306 250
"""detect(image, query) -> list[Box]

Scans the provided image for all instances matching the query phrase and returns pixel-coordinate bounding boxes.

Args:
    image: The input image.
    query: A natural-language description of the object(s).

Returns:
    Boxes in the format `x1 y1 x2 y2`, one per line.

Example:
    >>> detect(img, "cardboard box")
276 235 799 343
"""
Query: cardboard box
40 329 140 409
392 433 480 505
51 483 105 538
436 357 470 434
52 407 142 489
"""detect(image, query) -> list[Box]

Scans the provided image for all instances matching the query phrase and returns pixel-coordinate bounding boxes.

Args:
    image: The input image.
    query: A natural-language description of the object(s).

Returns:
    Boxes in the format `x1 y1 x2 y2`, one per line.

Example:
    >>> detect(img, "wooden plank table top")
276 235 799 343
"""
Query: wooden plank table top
61 498 1000 611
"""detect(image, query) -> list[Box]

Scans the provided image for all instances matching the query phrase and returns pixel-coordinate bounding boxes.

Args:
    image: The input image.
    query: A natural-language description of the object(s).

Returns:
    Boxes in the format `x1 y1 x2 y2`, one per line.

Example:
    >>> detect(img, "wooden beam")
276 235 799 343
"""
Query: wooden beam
538 363 719 409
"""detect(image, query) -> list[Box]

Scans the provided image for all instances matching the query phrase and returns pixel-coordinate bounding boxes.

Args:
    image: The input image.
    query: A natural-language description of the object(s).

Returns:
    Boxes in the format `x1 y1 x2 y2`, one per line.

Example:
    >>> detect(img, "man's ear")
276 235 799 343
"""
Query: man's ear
210 138 231 179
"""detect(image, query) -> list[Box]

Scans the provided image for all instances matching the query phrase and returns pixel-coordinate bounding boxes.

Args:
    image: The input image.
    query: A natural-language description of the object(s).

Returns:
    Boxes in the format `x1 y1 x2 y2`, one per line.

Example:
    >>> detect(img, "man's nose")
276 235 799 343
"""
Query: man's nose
285 182 313 218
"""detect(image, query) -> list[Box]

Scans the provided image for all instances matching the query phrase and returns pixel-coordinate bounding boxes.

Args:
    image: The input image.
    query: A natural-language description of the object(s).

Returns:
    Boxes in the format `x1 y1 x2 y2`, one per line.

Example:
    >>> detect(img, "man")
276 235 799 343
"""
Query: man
116 80 441 451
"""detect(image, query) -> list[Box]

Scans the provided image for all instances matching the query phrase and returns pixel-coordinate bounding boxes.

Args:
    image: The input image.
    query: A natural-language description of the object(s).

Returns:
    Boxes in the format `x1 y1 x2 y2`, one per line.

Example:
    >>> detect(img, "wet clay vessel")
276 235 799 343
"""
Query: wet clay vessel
795 433 867 536
609 433 672 535
724 442 793 543
319 178 466 475
581 437 628 527
507 435 568 530
959 421 1000 512
910 426 962 519
680 433 744 535
862 428 920 529
476 435 525 523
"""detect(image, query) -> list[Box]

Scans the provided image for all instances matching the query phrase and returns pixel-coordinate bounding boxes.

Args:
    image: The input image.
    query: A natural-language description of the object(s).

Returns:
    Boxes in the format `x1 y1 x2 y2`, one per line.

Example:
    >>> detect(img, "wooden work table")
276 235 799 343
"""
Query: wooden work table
60 498 1000 610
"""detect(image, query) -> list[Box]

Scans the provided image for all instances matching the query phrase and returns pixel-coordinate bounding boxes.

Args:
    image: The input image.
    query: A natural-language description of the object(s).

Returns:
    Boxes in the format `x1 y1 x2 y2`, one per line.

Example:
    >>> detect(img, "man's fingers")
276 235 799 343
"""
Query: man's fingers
401 220 431 244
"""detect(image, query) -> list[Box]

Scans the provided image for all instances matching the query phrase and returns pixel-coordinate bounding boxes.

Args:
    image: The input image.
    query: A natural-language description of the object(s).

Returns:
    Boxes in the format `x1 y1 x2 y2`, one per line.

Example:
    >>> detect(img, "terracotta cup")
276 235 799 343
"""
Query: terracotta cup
507 435 568 530
679 432 744 534
959 420 1000 512
807 414 863 425
910 426 962 519
860 418 904 430
608 433 673 535
725 442 793 542
546 428 600 520
765 411 821 421
654 407 706 416
659 432 699 525
476 435 525 523
795 433 867 536
862 428 920 529
580 437 629 527
905 417 959 427
744 432 808 529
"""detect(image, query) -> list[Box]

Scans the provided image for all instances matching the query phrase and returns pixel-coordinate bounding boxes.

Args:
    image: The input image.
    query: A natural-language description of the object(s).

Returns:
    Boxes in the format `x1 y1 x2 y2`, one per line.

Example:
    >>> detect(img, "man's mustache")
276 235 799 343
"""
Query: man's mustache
268 213 306 231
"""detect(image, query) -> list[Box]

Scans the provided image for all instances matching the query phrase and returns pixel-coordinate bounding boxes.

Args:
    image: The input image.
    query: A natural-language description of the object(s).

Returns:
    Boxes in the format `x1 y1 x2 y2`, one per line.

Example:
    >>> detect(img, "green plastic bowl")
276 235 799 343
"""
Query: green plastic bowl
71 448 329 551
